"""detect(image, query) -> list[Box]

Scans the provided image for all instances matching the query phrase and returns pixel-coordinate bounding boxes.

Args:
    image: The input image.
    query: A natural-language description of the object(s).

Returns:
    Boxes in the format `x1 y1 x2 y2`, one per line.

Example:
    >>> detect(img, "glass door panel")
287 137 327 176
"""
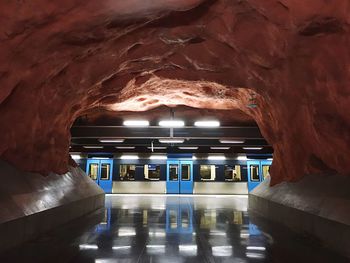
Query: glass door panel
181 164 190 181
169 164 179 181
100 163 111 180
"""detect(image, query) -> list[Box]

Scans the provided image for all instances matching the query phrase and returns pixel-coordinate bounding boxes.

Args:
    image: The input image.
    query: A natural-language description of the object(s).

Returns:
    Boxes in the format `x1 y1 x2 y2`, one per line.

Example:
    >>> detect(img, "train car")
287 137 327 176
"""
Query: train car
76 154 272 195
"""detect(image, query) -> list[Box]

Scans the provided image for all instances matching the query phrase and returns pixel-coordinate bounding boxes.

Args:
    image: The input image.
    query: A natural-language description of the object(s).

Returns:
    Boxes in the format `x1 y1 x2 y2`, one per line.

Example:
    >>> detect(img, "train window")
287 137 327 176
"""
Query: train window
144 164 160 180
250 165 260 181
88 163 98 180
100 163 111 180
224 165 241 181
262 165 270 180
120 164 136 181
181 164 191 181
169 164 178 181
200 165 216 181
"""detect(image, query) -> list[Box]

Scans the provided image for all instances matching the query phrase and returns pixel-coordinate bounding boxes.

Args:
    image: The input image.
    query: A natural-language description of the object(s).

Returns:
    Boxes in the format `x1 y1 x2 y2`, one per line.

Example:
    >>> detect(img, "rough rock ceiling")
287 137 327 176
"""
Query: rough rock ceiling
0 0 349 184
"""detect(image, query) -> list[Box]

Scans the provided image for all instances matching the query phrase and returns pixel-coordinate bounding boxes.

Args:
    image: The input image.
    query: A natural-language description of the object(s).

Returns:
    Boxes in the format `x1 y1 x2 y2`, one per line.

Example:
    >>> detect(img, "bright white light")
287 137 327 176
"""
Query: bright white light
179 146 199 150
120 155 139 160
79 244 98 250
210 147 230 150
116 146 136 149
208 156 226 160
220 139 245 144
236 156 248 161
194 120 220 127
179 245 198 256
243 147 263 150
267 158 273 161
71 154 81 160
123 120 150 127
212 246 232 257
118 227 136 236
192 156 197 160
158 120 185 127
98 139 124 143
150 155 167 160
247 246 266 251
92 157 109 160
246 252 265 259
159 139 184 144
112 246 131 250
83 146 103 149
147 146 167 150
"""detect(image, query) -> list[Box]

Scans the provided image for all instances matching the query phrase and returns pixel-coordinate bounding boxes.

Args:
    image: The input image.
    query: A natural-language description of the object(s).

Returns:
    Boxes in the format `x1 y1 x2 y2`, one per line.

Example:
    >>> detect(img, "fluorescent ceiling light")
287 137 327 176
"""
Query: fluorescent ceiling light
236 156 248 161
220 139 245 144
159 139 184 144
267 158 273 161
243 147 263 150
158 120 185 127
91 157 109 160
210 147 230 150
79 244 98 250
120 155 139 160
247 246 266 251
147 146 167 150
98 139 124 143
83 146 103 149
70 154 81 160
116 146 135 149
208 156 226 160
194 120 220 127
179 146 199 150
123 120 150 127
150 155 167 160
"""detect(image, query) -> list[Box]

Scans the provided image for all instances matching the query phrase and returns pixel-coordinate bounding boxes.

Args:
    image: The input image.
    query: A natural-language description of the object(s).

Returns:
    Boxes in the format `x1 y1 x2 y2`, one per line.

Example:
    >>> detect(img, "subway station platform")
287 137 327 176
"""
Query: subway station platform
0 195 347 263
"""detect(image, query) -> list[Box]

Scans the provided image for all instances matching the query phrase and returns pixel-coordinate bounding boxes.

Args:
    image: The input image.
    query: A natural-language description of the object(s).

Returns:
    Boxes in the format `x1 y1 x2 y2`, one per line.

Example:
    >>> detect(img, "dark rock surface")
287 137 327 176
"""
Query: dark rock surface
0 0 349 184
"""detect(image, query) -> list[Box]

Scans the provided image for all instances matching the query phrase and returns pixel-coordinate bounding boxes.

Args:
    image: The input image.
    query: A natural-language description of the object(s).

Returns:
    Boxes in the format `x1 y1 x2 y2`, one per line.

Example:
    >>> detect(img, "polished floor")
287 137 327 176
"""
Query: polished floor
0 195 348 263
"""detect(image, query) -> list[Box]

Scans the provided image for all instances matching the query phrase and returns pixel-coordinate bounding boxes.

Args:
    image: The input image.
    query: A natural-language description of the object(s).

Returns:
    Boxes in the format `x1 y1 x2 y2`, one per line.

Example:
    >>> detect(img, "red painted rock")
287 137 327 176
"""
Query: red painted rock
0 0 349 185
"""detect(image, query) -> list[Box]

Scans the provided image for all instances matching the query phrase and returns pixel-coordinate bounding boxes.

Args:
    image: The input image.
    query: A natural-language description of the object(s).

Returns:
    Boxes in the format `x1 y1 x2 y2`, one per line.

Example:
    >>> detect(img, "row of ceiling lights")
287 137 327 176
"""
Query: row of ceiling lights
96 139 247 144
123 120 220 128
81 145 263 150
71 154 270 161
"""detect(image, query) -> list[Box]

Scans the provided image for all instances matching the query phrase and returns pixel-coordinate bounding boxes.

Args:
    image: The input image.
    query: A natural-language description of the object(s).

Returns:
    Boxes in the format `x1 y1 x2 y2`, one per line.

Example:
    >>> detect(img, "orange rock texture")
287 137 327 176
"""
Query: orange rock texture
0 0 349 184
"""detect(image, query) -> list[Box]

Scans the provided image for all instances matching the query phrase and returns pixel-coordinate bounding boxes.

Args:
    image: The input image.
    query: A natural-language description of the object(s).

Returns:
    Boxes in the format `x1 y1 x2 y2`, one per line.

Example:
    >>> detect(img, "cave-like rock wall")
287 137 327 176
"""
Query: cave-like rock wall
0 0 349 184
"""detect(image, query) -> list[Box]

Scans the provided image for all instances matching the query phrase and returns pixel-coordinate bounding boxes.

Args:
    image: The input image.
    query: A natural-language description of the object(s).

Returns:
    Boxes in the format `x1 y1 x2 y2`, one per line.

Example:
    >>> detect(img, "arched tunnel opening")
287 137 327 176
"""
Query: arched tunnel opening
0 0 350 261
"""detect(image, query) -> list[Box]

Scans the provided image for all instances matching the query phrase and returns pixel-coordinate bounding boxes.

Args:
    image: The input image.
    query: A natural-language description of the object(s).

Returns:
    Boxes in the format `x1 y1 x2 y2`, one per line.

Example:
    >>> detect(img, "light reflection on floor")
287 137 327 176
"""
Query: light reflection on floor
0 195 348 263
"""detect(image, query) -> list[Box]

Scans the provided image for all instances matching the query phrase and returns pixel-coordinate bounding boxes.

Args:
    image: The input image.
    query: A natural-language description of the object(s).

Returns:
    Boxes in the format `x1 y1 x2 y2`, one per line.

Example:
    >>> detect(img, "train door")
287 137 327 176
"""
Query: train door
86 159 113 193
247 160 261 192
260 160 272 181
166 160 193 194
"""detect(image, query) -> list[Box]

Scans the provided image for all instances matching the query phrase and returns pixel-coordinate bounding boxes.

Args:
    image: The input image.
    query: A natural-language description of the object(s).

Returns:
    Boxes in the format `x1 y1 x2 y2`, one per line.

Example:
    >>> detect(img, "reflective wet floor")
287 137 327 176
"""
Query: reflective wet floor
0 195 348 263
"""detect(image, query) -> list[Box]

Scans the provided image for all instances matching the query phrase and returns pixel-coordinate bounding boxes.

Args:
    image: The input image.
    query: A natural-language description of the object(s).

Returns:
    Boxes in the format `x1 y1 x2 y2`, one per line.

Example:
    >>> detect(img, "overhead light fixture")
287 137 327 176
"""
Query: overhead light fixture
83 146 104 149
159 139 184 144
208 156 226 160
98 139 124 143
210 147 230 150
179 147 199 150
158 120 185 128
194 120 220 127
236 156 248 161
220 139 245 144
267 158 273 161
243 147 263 150
150 155 167 160
116 146 136 149
192 156 197 160
123 120 150 127
70 154 81 160
120 155 139 160
147 146 167 150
